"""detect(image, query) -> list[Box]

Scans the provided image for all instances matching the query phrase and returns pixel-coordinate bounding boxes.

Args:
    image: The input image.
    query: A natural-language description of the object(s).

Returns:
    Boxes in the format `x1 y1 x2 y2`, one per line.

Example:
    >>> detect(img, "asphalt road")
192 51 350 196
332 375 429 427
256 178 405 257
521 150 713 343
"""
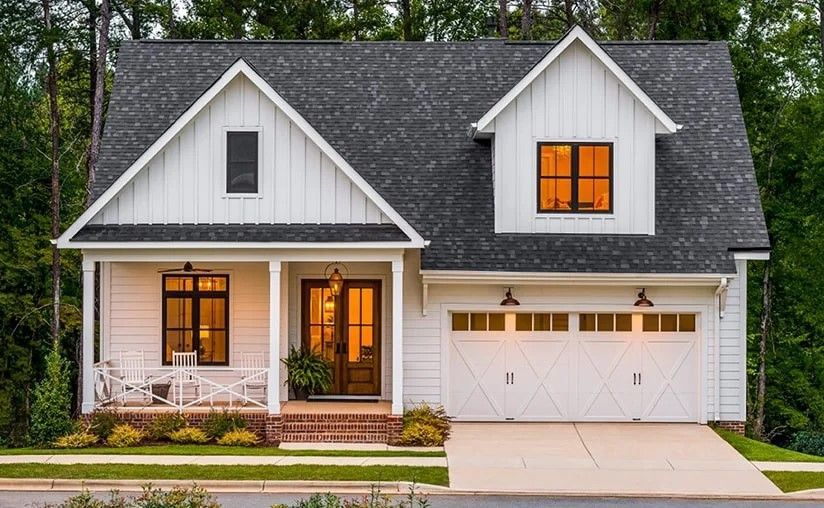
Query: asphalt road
2 491 824 507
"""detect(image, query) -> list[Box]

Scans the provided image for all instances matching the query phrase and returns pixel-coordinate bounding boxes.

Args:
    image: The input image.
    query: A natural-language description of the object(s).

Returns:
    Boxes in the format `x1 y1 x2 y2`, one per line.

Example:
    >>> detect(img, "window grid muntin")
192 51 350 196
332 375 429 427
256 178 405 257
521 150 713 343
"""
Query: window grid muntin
537 142 613 214
162 274 229 366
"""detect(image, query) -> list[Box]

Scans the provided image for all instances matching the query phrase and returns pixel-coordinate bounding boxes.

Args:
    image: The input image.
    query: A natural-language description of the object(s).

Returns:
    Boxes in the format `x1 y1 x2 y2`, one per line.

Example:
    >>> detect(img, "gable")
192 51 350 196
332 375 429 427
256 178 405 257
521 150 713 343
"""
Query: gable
90 74 391 227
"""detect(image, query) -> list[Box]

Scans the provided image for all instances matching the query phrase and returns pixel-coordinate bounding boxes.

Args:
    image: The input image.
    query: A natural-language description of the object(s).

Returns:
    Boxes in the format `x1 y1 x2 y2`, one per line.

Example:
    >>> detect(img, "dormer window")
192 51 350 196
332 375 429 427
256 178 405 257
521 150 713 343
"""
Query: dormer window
226 131 259 194
538 142 612 213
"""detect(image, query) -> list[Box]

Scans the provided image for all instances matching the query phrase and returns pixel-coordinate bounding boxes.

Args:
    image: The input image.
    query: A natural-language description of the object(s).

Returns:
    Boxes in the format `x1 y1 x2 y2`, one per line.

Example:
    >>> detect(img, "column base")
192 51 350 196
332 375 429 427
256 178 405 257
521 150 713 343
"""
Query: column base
265 415 283 444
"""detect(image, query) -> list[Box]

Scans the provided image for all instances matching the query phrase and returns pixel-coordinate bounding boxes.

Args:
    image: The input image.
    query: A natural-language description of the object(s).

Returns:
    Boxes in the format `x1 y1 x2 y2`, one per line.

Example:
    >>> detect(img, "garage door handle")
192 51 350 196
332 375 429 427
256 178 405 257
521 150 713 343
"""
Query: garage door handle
511 372 514 384
638 373 641 385
633 373 637 385
505 372 509 384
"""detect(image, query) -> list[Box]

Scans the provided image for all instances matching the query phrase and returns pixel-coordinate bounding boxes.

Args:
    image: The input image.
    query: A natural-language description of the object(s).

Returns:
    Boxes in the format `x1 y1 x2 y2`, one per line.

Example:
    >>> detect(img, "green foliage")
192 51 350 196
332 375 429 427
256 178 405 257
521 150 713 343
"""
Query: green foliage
106 424 144 448
169 427 210 444
53 431 97 449
281 346 333 397
145 413 187 441
216 429 258 446
399 404 450 447
274 484 429 508
28 344 73 446
790 431 824 457
201 410 247 439
47 485 219 508
89 410 122 440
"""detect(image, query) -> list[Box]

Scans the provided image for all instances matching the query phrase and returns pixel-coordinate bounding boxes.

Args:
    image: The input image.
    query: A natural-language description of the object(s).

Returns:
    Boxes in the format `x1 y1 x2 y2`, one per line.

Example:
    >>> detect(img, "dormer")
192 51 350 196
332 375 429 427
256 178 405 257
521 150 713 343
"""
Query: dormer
474 26 679 235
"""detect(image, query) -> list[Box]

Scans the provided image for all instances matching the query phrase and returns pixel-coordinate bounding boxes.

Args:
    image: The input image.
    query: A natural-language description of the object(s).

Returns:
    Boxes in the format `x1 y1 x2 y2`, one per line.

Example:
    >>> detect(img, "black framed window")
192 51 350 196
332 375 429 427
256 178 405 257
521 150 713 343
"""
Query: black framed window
162 275 229 365
226 131 259 194
537 142 613 213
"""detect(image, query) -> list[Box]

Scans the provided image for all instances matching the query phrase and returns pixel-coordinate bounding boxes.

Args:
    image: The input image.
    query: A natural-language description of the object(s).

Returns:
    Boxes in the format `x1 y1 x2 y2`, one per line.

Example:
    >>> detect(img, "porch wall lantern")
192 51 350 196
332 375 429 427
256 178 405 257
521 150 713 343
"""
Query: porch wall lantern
324 262 349 297
324 295 336 313
500 287 520 306
634 288 654 307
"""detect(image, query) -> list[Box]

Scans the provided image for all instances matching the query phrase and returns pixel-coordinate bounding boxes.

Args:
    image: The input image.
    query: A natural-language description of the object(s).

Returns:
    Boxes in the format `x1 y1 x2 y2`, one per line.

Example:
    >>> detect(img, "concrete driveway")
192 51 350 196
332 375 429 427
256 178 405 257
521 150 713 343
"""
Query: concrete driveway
445 423 782 496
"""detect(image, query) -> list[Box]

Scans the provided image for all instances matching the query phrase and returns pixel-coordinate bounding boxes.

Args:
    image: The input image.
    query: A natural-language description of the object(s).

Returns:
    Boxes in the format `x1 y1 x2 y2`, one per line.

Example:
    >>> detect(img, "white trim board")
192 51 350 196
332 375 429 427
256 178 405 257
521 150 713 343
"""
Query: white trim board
57 58 425 249
474 25 679 135
420 269 734 286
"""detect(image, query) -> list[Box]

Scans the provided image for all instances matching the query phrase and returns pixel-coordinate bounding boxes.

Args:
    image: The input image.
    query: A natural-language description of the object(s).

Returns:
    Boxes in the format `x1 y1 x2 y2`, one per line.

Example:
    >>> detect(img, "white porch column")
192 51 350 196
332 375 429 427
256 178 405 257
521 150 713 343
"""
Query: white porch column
268 260 282 414
391 258 404 415
81 258 95 414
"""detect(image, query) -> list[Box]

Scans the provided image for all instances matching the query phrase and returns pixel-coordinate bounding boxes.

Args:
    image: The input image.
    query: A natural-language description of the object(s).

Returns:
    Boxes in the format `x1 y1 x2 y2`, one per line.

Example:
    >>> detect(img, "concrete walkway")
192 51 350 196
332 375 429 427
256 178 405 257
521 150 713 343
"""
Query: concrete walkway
445 422 782 496
0 454 446 467
754 461 824 472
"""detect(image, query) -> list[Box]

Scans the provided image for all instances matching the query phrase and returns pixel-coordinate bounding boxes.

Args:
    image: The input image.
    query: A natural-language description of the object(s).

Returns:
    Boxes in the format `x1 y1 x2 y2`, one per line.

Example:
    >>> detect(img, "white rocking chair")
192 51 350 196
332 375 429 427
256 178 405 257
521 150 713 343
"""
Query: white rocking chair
238 352 267 405
172 351 202 406
118 350 152 406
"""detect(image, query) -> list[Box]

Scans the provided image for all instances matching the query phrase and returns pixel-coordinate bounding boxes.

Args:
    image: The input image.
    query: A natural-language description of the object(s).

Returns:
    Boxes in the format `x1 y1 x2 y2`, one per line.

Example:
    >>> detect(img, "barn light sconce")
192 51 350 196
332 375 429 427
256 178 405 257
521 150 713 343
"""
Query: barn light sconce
500 287 520 306
324 262 349 296
634 288 654 307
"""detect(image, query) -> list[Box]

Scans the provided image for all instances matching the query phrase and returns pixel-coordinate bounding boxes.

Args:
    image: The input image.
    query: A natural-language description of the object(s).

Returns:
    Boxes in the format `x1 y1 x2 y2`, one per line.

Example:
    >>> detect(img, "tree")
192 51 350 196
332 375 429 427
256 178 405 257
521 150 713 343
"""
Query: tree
86 0 110 207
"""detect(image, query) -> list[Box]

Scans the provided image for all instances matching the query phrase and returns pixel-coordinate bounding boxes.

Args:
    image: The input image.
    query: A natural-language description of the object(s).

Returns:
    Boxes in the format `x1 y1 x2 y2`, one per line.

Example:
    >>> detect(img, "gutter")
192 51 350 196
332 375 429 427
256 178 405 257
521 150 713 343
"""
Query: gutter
420 270 736 287
714 277 729 422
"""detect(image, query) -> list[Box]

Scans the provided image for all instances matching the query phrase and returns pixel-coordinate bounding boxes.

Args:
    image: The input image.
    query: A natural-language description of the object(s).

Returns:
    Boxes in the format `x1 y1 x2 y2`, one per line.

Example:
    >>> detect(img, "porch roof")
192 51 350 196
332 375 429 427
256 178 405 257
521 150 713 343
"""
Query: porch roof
74 224 410 243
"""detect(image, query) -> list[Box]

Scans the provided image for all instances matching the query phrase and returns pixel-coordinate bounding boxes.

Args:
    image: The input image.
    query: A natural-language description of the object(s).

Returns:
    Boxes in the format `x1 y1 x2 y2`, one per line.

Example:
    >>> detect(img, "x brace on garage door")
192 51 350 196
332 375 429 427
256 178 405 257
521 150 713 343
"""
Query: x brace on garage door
448 312 699 422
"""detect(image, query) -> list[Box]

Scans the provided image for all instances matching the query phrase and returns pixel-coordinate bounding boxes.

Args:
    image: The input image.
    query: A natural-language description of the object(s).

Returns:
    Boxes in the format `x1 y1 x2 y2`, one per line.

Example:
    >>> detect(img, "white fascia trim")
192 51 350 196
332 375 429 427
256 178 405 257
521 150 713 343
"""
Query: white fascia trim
57 58 425 249
66 241 417 250
474 25 678 135
420 269 735 286
732 251 770 261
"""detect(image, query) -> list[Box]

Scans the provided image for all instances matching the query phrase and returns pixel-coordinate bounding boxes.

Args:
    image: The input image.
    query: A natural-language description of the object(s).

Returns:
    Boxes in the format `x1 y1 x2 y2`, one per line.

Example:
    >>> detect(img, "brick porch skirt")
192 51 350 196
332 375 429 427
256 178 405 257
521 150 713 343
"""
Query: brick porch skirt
85 410 403 445
713 420 746 435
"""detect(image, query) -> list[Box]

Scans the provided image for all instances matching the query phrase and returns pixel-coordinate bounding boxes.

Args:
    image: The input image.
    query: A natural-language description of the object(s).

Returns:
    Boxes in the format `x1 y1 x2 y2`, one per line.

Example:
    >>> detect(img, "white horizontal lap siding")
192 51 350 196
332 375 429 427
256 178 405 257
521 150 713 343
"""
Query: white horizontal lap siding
494 40 655 235
717 260 747 421
105 262 270 398
93 74 389 226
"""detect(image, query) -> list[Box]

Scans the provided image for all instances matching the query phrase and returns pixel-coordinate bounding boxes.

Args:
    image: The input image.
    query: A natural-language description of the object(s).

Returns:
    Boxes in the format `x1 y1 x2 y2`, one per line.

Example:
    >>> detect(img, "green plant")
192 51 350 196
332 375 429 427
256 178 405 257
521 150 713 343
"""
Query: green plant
89 410 122 440
106 424 145 448
46 485 219 508
53 431 98 449
216 429 258 446
281 346 333 398
398 403 450 447
790 431 824 457
202 410 247 439
145 413 187 441
274 484 429 508
169 427 210 444
29 344 74 446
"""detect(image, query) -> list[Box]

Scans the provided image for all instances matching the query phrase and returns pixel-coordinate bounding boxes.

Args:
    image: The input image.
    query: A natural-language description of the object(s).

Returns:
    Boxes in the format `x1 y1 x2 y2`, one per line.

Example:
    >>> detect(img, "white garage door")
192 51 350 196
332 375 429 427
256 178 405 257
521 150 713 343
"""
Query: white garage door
448 312 699 422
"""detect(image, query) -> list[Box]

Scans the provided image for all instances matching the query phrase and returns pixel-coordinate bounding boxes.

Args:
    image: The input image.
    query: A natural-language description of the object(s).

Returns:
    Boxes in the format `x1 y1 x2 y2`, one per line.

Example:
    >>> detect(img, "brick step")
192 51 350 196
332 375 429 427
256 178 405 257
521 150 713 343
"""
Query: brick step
282 423 387 432
282 414 388 423
280 432 389 443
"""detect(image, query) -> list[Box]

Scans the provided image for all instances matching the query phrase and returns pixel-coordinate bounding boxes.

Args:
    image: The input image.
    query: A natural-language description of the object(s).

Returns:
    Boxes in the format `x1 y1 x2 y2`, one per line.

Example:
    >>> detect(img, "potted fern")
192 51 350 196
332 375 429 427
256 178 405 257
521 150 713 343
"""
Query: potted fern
281 346 332 400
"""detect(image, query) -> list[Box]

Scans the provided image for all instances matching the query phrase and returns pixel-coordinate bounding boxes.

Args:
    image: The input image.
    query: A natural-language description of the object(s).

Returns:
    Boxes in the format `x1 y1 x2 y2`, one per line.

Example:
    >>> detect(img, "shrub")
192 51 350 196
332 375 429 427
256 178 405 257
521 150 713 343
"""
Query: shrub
790 431 824 457
106 424 144 448
46 485 219 508
53 431 98 449
145 413 187 441
273 484 428 508
217 429 258 446
201 410 247 439
169 426 210 444
89 410 121 440
29 344 73 446
398 403 450 447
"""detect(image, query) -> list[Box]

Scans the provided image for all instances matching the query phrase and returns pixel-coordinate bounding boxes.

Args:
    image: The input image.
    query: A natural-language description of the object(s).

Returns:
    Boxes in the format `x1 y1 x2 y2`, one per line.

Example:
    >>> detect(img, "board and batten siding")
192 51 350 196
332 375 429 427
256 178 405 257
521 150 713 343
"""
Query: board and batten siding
401 251 747 421
92 74 390 226
493 40 656 235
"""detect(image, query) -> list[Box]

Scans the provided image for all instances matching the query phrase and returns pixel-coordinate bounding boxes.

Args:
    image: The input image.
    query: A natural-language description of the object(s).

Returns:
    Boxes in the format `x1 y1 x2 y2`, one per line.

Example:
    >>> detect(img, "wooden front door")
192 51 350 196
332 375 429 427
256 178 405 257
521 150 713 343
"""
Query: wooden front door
302 280 381 396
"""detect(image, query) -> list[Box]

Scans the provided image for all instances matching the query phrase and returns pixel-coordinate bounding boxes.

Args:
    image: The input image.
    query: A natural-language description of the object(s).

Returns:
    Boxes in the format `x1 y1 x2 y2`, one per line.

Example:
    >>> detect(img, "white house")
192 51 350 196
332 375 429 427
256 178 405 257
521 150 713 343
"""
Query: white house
58 26 769 443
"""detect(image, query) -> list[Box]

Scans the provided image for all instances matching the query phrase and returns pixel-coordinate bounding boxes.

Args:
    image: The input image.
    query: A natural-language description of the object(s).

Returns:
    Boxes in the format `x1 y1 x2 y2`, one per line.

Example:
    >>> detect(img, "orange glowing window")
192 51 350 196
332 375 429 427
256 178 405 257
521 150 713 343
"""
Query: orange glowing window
538 143 612 213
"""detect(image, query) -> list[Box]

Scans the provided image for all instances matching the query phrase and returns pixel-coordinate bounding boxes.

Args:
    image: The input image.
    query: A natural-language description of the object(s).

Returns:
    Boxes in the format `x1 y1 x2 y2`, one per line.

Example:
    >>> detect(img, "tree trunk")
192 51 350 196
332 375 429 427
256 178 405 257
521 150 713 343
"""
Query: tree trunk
498 0 508 37
87 1 97 130
647 0 662 40
564 0 574 29
166 0 176 38
401 0 412 40
87 0 111 208
43 0 61 348
818 0 824 65
753 263 772 439
521 0 533 39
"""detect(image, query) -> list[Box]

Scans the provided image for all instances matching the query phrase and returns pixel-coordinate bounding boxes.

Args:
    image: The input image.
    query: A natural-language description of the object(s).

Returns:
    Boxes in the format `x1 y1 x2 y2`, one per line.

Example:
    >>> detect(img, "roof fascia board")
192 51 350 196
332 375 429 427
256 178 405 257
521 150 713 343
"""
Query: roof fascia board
82 247 406 263
732 251 770 261
420 269 734 286
64 240 417 250
58 59 425 248
475 26 678 135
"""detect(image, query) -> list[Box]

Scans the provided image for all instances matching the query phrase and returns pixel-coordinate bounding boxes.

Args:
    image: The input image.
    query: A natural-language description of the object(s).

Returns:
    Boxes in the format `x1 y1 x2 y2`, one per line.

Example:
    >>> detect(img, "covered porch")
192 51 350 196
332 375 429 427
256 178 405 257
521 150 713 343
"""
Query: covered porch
80 249 407 420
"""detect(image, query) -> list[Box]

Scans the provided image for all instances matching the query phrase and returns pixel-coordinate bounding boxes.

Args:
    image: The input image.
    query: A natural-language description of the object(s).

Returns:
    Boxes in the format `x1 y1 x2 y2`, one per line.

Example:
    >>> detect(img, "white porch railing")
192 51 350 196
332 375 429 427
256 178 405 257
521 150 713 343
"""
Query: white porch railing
93 361 269 410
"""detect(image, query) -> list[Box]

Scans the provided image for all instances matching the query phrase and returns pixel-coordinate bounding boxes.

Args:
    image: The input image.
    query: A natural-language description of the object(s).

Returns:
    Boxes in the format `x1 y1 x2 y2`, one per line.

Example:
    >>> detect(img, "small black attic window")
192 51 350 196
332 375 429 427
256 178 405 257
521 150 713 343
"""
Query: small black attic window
226 131 259 194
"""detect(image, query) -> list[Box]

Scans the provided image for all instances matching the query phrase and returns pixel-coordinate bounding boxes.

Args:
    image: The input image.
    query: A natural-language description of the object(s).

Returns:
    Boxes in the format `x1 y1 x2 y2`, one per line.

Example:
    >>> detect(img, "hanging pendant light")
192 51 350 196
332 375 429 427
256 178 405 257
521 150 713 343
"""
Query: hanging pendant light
324 262 348 297
500 287 520 306
634 288 654 307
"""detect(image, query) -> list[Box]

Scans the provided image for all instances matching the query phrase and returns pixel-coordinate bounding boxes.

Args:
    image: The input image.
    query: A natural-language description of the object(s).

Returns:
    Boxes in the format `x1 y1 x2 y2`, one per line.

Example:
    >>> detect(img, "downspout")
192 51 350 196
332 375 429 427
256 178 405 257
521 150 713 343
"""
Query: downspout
714 277 729 422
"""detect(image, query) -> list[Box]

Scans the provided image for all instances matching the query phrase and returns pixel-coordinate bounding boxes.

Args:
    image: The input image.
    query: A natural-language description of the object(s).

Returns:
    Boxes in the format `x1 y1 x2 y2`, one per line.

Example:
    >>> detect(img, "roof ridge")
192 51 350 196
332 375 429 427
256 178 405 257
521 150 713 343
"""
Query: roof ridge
126 38 713 45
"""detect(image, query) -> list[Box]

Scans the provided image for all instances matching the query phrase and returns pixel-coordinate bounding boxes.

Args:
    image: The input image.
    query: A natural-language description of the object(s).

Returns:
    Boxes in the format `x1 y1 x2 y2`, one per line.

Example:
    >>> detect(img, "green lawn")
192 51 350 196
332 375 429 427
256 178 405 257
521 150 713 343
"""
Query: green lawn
715 428 824 463
0 463 449 486
0 445 444 458
763 471 824 493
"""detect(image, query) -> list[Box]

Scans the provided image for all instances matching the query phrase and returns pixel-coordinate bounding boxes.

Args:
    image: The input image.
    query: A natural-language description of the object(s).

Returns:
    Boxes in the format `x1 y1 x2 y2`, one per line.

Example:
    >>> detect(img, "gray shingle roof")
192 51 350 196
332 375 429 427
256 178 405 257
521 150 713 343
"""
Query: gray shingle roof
74 224 409 242
91 39 769 274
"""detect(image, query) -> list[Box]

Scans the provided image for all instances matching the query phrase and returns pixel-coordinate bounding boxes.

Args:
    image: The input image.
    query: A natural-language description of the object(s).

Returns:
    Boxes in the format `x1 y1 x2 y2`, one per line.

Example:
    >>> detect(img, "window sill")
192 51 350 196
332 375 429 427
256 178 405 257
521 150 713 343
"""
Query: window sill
535 213 615 219
222 194 264 200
